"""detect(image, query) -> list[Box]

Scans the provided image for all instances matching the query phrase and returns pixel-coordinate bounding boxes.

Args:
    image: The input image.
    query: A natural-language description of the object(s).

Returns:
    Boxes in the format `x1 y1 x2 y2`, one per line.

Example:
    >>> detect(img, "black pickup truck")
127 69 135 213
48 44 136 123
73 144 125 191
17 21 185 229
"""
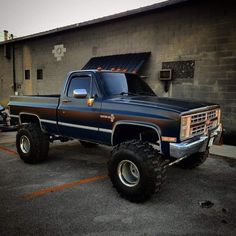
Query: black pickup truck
9 70 222 202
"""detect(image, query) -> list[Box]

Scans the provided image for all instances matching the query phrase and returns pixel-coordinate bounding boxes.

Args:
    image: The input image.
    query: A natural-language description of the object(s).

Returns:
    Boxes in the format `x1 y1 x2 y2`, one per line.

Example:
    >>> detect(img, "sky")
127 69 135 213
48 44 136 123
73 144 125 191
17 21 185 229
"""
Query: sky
0 0 165 38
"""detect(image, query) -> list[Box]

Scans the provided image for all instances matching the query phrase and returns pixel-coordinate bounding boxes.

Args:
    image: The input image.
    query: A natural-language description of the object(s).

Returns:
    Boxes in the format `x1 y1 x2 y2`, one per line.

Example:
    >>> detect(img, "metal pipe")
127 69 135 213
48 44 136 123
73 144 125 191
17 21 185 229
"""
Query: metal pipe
164 155 188 168
12 44 16 92
3 30 8 41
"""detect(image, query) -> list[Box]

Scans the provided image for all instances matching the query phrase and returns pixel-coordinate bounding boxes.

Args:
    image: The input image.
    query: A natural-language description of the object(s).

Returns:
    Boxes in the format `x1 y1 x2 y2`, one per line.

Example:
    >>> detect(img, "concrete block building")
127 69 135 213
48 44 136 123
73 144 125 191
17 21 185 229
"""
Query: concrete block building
0 0 235 141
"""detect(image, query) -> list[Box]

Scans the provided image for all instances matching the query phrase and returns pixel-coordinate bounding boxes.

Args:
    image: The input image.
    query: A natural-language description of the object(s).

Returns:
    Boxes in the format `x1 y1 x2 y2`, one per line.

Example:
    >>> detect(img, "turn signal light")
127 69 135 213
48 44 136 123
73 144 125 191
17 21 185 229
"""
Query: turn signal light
161 136 177 142
87 98 94 107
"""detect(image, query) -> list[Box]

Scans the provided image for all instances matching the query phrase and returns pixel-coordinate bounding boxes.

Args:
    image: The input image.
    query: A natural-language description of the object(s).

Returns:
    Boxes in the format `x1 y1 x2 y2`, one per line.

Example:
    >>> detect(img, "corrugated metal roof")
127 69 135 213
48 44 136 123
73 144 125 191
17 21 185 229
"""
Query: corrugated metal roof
0 0 190 46
82 52 151 73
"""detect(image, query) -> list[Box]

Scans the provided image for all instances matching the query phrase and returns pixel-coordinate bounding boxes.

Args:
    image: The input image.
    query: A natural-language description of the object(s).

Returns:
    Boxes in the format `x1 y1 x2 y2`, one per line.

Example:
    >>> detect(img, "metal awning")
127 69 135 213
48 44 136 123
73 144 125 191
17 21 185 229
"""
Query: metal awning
82 52 151 73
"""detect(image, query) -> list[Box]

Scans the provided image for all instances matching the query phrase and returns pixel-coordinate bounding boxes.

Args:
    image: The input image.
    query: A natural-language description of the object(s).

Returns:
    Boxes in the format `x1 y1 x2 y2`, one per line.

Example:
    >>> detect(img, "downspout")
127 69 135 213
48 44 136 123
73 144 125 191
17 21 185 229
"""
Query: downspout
12 43 17 93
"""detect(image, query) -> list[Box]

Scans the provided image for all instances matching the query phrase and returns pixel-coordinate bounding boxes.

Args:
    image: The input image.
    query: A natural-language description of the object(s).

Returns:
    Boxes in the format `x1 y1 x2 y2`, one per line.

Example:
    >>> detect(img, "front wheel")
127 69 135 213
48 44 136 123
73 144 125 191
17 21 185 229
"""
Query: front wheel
16 124 49 164
108 140 166 203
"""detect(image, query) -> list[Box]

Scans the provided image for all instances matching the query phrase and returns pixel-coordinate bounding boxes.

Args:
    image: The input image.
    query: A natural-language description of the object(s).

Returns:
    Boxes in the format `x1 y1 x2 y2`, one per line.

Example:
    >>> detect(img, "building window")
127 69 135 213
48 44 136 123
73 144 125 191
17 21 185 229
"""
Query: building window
25 70 30 80
37 69 43 80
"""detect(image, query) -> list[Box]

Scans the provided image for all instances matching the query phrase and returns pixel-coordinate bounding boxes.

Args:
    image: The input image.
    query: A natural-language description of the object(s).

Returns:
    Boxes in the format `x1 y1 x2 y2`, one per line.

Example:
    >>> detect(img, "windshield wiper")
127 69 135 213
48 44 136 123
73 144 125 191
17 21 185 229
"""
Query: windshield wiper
137 92 156 96
115 91 155 96
119 92 138 96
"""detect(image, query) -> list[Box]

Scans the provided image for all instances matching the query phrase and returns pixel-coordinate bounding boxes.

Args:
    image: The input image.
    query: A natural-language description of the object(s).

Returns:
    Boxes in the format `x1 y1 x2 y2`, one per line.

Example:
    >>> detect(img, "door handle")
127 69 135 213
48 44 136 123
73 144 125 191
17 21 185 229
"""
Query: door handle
62 99 72 103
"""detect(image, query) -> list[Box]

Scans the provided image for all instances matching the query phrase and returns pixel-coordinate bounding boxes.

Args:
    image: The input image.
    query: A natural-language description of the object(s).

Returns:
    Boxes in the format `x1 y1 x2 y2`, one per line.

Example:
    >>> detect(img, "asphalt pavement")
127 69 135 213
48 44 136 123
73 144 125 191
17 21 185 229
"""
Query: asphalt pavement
0 131 235 236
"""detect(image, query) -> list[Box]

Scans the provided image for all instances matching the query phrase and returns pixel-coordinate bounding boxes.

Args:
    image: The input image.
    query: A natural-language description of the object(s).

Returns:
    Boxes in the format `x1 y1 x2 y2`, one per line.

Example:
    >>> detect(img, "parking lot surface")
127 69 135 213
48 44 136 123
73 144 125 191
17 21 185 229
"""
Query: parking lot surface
0 131 235 236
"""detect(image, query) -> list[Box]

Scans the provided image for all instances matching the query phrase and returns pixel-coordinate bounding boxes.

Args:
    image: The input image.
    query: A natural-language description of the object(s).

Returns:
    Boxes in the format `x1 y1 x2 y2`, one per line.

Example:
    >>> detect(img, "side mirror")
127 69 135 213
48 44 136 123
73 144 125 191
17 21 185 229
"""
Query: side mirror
73 89 88 99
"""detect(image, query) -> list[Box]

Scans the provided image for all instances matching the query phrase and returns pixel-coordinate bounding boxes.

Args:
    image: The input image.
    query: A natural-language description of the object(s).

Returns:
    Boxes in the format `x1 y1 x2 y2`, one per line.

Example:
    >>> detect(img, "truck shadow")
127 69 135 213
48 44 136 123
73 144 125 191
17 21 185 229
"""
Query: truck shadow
45 141 111 168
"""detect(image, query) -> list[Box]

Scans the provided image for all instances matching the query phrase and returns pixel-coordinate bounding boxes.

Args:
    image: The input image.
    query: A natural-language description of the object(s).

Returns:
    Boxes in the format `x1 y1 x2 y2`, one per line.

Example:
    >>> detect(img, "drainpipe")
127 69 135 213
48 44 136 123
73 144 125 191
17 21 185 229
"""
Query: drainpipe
12 43 17 93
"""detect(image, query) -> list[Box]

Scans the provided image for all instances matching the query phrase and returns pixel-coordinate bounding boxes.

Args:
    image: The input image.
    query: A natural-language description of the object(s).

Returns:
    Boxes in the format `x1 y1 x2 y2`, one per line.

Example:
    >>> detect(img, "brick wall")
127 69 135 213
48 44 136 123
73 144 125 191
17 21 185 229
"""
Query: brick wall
0 0 235 137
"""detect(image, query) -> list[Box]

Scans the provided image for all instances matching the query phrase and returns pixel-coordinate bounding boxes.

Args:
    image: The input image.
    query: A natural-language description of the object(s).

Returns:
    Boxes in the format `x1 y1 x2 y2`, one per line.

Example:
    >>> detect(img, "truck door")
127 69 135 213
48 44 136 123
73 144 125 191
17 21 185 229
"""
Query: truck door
58 72 102 142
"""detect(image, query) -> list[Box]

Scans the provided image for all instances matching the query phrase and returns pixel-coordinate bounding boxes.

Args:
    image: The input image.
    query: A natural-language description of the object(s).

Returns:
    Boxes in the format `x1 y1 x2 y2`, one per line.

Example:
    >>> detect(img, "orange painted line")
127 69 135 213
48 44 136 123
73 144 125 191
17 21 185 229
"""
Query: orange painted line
0 146 17 155
24 175 108 200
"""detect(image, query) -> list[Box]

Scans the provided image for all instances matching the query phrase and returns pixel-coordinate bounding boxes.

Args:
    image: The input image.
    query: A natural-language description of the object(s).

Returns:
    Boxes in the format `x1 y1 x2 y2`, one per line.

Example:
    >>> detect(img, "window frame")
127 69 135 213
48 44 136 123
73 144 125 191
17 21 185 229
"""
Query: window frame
24 69 31 80
37 69 43 80
66 72 100 99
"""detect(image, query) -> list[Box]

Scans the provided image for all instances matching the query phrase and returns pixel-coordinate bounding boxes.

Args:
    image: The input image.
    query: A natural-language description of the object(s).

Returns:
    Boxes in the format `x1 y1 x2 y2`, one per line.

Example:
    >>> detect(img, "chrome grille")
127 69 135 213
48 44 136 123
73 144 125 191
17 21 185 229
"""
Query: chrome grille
191 112 206 124
190 109 218 136
207 110 217 120
191 124 205 136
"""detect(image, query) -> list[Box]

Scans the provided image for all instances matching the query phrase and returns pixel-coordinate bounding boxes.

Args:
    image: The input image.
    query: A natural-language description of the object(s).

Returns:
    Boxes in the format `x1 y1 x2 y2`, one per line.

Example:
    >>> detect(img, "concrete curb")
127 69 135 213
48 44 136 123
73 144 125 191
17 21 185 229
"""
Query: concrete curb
210 145 236 159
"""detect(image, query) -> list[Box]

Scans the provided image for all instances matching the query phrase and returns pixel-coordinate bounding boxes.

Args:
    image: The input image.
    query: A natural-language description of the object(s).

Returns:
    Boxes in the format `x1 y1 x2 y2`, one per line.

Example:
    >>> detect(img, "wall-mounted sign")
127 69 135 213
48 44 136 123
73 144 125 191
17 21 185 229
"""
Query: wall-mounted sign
52 44 66 61
162 60 195 79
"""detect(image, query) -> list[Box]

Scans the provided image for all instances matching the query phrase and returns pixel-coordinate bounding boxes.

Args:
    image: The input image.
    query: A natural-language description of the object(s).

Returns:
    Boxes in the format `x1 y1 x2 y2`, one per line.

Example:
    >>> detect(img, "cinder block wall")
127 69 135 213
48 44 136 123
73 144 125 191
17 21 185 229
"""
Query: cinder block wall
0 46 13 105
0 0 235 136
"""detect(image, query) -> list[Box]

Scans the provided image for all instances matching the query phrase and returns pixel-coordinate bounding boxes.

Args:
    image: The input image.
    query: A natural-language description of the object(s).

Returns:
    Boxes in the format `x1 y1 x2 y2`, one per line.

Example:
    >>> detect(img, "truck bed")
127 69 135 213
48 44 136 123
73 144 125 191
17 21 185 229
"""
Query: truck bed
9 95 60 108
8 95 60 134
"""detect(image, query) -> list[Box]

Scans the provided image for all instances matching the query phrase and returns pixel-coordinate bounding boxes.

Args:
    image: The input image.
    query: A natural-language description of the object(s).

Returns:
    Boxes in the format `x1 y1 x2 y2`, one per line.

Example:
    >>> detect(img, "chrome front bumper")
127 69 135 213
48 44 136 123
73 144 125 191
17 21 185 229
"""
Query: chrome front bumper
170 124 222 159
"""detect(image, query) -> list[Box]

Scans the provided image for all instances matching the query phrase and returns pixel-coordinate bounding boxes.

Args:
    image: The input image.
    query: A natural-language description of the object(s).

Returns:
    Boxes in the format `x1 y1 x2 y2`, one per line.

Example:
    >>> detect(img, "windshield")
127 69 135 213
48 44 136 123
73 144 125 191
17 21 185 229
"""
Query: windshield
100 72 156 96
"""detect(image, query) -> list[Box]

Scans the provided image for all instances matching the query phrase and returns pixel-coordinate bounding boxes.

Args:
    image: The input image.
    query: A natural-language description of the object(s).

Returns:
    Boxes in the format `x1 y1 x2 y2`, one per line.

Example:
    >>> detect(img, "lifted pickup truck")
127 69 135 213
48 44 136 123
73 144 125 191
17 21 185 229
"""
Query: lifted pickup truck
9 70 222 202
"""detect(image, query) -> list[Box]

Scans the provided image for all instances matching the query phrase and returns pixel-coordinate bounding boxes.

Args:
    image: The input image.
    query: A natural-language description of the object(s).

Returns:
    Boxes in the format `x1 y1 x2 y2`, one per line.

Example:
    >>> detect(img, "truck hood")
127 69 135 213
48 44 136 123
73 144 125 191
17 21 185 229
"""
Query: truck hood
113 96 218 114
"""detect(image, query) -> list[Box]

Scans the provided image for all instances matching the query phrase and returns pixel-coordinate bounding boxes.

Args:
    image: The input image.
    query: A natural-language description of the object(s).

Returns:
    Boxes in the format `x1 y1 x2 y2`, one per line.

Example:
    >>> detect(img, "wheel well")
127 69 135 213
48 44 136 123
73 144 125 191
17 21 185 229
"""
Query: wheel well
20 114 41 127
112 124 160 145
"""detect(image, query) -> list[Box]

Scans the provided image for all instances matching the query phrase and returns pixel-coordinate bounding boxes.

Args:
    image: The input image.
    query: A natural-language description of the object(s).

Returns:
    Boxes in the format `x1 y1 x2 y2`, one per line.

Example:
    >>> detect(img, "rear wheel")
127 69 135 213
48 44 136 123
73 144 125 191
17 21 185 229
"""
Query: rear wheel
108 140 166 203
16 124 49 164
178 149 209 169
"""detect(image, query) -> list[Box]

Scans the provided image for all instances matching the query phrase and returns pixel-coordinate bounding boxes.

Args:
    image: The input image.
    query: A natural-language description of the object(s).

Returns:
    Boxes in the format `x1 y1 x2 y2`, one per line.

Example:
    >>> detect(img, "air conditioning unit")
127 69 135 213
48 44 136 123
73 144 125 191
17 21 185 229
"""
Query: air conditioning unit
159 69 172 81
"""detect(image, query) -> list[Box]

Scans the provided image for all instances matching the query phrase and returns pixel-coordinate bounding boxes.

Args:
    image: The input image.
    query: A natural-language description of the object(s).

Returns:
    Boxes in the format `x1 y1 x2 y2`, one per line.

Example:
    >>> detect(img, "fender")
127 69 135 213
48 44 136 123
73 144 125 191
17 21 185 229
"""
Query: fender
19 112 45 132
111 120 162 152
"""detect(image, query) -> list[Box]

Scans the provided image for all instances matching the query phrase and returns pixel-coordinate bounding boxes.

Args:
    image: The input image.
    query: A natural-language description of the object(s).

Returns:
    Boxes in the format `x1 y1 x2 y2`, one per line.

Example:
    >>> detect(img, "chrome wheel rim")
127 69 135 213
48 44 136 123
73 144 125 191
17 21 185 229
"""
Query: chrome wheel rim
20 135 30 154
117 160 140 187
